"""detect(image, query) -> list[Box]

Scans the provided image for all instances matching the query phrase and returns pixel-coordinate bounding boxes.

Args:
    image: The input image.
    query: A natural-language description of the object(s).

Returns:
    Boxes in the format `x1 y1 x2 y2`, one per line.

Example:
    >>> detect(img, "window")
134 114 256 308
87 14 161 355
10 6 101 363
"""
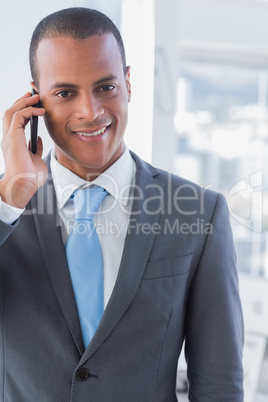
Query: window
174 62 268 277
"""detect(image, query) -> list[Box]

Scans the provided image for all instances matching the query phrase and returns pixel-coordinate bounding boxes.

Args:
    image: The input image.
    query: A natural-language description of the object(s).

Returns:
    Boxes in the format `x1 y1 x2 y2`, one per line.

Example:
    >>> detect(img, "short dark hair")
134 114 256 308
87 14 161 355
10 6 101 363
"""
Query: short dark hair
29 7 127 85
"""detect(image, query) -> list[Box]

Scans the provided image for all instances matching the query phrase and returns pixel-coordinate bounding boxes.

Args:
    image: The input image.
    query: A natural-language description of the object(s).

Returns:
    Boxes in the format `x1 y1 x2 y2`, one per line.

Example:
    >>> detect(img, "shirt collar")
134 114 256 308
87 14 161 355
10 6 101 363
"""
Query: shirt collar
50 146 136 211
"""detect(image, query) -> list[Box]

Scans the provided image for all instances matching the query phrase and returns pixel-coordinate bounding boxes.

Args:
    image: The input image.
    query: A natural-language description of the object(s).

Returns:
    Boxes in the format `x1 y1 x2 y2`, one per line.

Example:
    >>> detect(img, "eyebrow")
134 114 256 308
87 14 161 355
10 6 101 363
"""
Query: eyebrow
50 75 118 90
94 74 118 86
50 83 79 90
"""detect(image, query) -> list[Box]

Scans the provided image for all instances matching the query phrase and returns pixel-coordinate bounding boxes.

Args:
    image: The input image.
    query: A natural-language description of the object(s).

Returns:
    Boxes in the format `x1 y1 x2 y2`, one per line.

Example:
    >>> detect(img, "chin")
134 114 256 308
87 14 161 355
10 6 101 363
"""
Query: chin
77 156 110 173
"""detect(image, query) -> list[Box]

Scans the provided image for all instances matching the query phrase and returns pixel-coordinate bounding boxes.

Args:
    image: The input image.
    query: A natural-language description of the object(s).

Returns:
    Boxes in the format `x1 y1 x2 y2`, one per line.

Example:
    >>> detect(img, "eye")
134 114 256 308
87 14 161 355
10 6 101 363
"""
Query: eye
56 91 73 98
99 85 115 92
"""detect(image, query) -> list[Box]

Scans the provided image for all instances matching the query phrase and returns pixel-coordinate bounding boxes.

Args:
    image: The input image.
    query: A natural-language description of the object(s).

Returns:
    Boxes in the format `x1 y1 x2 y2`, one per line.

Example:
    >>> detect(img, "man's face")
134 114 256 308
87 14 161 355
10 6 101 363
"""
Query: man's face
34 34 131 180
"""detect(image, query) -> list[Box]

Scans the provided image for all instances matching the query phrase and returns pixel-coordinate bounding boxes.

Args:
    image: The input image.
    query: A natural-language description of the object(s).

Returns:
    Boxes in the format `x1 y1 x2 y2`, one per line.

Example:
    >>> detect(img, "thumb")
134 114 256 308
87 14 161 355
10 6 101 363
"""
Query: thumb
36 136 43 157
28 136 43 157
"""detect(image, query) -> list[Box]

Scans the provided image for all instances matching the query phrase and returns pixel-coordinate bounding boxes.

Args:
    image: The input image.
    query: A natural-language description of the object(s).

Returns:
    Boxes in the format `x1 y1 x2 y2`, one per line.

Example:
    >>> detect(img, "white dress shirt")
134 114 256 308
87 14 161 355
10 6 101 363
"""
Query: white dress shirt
0 147 136 307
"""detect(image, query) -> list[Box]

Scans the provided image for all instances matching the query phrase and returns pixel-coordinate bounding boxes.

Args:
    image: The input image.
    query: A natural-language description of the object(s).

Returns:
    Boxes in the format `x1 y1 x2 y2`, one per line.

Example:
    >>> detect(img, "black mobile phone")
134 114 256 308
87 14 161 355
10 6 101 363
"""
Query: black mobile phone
30 88 41 154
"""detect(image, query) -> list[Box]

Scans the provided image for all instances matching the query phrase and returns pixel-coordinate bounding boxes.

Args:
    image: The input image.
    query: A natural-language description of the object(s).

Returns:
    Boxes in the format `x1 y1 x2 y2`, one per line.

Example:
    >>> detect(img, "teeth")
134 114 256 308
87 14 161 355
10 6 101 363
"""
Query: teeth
76 127 106 137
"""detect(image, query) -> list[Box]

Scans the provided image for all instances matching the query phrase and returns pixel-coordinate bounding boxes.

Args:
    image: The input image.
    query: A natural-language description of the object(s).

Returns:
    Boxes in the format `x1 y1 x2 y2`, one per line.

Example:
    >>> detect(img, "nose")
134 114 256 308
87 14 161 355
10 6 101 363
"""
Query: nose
75 92 104 121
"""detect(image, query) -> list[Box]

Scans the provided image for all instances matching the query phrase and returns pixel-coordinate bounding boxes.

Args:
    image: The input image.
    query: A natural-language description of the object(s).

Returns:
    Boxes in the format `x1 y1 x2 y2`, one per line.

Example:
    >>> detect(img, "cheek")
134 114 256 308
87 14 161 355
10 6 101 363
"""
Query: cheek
43 112 58 137
43 105 67 136
118 101 129 129
113 95 129 123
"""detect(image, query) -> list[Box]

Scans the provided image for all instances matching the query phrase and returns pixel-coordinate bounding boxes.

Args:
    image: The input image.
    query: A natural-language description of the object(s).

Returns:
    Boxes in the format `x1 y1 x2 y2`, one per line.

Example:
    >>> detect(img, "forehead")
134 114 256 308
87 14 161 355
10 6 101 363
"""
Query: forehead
35 34 124 85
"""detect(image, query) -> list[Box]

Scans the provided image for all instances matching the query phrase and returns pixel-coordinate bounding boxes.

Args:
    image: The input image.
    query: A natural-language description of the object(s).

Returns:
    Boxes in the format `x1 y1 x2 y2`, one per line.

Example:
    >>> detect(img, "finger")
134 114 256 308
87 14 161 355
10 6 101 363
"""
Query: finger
3 103 45 136
13 91 33 105
3 94 42 134
6 107 45 139
11 93 40 111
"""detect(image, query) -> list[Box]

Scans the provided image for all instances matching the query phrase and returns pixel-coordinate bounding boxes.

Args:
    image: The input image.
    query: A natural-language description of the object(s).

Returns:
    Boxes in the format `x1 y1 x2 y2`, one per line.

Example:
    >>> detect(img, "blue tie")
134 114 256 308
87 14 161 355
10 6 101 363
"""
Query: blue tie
65 187 107 348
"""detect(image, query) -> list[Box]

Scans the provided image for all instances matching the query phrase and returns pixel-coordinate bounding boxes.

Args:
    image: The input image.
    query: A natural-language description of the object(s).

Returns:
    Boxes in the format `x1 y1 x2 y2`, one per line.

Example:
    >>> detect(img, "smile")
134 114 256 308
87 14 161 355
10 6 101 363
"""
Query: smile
76 127 107 137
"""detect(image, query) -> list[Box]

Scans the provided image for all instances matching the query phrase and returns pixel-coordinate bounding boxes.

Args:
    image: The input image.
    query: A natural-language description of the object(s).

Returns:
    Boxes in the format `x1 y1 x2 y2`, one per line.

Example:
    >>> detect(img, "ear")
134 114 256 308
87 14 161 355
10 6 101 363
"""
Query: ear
30 81 39 94
125 66 131 102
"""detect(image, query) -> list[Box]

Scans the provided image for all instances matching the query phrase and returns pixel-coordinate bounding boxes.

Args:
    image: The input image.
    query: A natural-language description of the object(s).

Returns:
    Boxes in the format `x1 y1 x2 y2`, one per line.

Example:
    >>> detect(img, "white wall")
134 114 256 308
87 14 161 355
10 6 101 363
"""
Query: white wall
179 0 268 67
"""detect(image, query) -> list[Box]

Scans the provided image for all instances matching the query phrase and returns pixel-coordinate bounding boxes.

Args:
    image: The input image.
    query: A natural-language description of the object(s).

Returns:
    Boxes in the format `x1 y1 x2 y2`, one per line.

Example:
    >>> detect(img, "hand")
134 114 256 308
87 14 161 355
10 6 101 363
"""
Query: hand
0 92 47 209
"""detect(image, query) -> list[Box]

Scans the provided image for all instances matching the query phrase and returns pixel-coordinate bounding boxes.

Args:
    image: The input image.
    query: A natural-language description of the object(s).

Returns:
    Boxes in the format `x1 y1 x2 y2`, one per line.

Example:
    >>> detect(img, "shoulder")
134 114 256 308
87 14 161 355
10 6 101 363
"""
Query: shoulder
130 150 225 212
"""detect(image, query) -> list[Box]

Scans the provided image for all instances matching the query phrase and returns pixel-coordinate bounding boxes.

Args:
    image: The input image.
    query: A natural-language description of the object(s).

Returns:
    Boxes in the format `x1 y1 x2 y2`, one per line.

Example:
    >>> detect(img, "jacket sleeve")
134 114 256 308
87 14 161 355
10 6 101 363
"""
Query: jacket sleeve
185 193 244 401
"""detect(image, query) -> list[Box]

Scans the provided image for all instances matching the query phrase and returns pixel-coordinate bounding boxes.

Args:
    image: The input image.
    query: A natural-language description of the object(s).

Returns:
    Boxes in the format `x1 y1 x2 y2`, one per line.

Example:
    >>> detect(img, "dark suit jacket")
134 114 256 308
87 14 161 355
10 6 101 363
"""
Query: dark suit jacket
0 152 244 401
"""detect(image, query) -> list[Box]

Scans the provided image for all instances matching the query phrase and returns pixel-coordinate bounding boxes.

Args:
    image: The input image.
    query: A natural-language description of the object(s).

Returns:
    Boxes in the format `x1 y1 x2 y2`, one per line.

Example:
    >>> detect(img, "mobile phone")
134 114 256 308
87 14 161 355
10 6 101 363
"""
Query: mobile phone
30 88 41 154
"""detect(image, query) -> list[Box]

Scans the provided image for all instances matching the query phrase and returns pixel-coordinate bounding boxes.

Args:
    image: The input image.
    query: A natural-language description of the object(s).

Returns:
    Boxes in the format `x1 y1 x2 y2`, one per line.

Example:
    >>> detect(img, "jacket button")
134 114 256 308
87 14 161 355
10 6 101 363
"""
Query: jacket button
76 368 89 381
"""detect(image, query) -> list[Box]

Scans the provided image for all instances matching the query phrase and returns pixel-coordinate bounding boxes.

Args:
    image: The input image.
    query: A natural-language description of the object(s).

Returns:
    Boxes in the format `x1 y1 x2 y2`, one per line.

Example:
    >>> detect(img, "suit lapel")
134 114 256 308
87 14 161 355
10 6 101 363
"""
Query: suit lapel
31 158 85 356
81 153 163 364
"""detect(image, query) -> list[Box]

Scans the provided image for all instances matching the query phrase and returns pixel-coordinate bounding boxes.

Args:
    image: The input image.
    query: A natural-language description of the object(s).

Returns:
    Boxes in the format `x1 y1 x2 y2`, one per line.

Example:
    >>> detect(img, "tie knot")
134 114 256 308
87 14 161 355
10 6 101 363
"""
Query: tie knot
73 187 107 220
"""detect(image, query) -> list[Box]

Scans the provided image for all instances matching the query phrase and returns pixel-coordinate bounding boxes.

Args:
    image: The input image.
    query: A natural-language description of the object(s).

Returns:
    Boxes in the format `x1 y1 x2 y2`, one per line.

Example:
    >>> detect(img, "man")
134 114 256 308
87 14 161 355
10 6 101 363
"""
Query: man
0 7 244 401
